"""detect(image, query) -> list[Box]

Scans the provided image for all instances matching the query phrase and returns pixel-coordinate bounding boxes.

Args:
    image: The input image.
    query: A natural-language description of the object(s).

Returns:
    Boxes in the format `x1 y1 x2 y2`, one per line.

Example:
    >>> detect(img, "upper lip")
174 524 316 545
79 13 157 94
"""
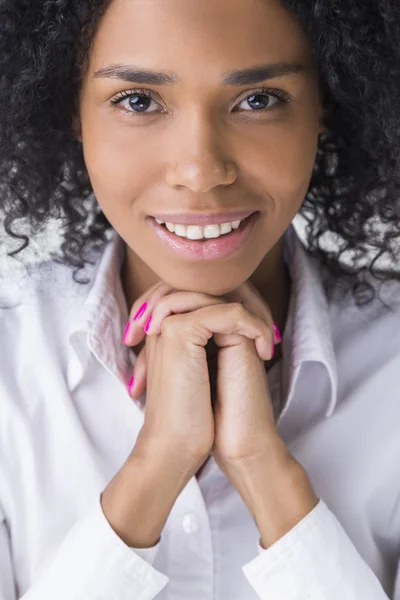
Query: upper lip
149 210 258 226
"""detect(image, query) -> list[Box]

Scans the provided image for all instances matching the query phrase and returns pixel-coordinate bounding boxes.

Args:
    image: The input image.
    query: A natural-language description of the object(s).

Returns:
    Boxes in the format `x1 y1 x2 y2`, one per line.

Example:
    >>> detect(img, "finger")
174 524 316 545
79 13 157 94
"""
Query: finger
144 291 227 336
225 281 281 345
128 345 148 398
219 302 272 360
128 290 226 398
162 302 273 361
123 281 175 346
145 292 270 361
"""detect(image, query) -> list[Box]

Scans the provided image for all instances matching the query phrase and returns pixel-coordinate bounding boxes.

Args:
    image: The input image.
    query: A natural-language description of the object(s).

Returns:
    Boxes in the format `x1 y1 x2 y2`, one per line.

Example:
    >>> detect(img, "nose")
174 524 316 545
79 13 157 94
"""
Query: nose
165 112 238 192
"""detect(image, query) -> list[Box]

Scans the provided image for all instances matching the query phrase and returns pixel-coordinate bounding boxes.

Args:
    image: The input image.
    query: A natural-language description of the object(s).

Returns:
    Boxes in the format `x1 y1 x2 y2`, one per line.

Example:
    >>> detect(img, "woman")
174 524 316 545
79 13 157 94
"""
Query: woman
0 0 399 598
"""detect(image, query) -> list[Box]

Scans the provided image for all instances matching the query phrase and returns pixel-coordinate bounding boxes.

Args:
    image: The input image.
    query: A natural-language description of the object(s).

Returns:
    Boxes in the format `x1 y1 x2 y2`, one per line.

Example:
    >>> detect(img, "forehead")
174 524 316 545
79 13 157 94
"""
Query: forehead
88 0 312 79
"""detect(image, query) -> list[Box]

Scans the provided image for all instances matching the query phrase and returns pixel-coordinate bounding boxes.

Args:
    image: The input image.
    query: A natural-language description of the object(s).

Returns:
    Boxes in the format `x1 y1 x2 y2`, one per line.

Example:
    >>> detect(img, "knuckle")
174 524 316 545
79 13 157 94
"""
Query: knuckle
149 291 183 323
160 313 182 337
228 302 246 320
152 295 169 315
161 313 205 348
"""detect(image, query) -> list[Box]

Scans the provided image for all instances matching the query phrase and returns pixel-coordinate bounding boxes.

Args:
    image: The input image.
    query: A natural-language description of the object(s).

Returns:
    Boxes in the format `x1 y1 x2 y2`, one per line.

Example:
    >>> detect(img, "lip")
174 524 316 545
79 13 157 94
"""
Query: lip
149 211 261 262
148 209 257 226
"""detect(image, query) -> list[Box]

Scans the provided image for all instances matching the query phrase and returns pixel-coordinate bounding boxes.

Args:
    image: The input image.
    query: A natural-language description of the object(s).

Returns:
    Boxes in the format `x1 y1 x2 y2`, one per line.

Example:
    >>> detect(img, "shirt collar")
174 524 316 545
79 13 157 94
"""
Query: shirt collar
281 225 338 423
67 224 338 419
67 231 133 399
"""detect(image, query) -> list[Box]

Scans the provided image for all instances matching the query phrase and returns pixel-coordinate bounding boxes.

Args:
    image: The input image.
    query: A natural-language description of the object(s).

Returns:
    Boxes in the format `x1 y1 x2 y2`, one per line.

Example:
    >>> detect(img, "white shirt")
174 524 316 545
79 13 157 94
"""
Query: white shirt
0 223 399 599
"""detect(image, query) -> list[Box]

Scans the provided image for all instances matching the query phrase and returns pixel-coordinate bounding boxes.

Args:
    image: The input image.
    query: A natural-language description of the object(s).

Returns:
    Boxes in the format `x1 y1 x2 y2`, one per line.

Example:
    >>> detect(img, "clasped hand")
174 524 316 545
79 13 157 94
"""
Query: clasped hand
123 280 284 478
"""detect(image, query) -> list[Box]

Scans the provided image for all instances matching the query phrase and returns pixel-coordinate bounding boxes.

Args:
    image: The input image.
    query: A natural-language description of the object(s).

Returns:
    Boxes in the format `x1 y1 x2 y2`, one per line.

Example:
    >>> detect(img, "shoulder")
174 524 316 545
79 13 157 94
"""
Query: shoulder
330 273 400 359
0 256 93 342
0 251 96 307
330 276 400 410
331 275 400 338
0 254 100 415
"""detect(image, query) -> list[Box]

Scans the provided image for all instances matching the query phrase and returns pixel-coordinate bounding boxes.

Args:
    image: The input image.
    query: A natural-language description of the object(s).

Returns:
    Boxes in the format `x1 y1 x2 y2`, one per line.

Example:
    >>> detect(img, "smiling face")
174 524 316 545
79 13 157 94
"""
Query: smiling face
78 0 324 295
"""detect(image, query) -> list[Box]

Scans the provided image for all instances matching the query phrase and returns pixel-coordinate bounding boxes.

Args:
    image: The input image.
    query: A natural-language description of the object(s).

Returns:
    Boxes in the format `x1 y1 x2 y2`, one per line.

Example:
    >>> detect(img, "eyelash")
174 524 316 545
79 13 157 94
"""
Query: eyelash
110 86 291 116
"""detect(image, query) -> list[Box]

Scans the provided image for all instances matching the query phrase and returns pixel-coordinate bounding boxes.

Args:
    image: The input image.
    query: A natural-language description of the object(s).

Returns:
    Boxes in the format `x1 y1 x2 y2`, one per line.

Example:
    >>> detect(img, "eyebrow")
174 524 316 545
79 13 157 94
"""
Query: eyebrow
93 62 305 86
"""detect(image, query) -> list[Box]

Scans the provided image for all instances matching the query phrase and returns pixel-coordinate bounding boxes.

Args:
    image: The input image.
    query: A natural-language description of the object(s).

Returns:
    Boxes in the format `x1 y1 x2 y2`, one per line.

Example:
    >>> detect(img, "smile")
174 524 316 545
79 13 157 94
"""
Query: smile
148 211 261 261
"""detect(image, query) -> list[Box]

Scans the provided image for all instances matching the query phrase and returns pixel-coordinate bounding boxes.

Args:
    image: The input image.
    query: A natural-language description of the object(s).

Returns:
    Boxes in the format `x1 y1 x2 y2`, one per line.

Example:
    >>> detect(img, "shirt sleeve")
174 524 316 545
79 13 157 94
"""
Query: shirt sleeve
1 496 169 600
128 540 161 565
241 499 390 600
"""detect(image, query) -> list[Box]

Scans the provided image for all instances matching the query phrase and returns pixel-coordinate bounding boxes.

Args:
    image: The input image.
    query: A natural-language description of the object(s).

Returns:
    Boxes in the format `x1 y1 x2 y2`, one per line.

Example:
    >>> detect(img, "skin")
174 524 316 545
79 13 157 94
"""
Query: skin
77 0 326 366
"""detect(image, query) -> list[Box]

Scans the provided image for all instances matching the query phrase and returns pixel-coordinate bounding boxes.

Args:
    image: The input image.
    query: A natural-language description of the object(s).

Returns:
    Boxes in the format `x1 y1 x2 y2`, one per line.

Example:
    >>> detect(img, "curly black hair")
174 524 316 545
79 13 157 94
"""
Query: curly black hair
0 1 400 309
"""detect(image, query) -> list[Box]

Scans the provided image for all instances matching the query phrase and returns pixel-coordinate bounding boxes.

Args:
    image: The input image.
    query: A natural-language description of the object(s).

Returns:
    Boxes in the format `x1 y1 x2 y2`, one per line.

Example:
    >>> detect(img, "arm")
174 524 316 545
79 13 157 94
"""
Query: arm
228 439 390 599
0 456 188 600
243 498 390 599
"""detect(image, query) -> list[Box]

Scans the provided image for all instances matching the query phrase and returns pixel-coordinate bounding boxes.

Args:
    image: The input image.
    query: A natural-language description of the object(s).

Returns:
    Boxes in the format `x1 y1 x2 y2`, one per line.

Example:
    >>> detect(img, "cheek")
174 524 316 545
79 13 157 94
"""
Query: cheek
239 121 318 228
80 96 319 225
80 110 159 212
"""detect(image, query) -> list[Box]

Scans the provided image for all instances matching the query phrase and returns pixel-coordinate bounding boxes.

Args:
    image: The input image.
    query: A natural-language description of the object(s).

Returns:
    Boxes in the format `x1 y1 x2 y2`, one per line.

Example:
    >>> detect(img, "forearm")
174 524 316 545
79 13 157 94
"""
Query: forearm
224 434 318 549
252 457 318 550
238 441 391 599
101 451 195 548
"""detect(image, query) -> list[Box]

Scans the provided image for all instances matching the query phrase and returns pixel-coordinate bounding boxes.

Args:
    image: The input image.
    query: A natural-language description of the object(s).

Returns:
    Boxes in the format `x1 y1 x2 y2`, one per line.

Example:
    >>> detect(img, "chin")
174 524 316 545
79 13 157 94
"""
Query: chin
165 277 243 297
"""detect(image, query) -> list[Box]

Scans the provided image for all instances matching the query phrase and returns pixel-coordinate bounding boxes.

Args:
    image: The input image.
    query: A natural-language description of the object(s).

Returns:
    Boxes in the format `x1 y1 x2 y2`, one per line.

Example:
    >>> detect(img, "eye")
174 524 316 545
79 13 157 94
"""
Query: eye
235 87 291 112
110 89 162 115
110 86 291 116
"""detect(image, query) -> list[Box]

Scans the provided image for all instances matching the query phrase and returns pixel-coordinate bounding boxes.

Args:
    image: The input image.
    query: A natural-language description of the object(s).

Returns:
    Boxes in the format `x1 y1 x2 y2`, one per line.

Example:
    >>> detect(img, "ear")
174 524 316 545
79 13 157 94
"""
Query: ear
72 115 82 143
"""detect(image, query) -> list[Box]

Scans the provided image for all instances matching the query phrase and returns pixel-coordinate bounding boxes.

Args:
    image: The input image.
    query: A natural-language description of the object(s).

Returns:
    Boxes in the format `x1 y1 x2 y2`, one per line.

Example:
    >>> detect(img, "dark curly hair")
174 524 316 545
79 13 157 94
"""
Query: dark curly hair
0 1 400 309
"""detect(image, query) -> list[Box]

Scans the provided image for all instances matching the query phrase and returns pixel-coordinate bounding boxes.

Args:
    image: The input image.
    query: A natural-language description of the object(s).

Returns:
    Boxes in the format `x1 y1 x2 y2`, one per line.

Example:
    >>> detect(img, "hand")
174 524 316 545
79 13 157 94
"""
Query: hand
123 281 282 469
211 281 283 469
122 282 318 550
101 281 222 549
126 281 215 480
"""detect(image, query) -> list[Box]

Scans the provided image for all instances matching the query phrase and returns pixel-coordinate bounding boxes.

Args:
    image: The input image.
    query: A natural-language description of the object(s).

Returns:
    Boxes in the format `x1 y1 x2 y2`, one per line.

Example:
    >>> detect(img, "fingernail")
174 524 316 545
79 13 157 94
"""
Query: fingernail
273 321 282 343
128 375 135 395
134 302 148 321
123 321 131 344
144 316 153 334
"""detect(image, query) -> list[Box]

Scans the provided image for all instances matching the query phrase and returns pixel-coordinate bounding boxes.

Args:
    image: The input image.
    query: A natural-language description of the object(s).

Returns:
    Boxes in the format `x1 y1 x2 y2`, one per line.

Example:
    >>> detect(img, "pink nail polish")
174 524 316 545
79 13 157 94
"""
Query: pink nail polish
134 302 148 321
144 316 152 334
273 321 282 343
128 375 135 394
123 321 131 343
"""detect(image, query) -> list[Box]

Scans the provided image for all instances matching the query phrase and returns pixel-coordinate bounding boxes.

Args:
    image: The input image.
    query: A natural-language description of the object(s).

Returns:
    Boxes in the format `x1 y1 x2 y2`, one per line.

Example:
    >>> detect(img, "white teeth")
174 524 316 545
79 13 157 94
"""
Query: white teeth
155 218 243 240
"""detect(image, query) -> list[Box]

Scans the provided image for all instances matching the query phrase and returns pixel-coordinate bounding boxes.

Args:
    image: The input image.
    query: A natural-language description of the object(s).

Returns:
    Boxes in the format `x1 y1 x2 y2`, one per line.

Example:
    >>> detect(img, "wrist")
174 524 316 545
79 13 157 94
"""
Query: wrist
223 437 319 549
132 426 210 480
253 459 318 546
259 463 318 549
101 453 187 549
219 429 293 477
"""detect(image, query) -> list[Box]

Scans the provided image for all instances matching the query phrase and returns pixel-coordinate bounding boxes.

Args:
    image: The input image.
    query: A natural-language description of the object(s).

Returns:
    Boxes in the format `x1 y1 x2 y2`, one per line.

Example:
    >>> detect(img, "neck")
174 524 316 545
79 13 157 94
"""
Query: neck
248 235 291 368
121 235 291 367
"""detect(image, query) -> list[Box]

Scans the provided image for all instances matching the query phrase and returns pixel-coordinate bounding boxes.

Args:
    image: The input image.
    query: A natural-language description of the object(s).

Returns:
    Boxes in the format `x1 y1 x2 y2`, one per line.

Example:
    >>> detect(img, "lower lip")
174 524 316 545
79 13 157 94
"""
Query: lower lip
148 211 261 261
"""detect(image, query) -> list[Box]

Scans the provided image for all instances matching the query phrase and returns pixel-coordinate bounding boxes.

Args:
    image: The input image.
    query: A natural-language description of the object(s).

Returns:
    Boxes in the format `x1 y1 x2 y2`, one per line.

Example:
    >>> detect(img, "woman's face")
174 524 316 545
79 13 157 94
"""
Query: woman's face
79 0 324 295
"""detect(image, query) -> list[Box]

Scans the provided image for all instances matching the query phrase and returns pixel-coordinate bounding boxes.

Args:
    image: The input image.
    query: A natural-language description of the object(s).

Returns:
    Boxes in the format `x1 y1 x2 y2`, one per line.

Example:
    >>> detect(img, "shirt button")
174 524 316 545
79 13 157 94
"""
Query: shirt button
182 513 201 533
